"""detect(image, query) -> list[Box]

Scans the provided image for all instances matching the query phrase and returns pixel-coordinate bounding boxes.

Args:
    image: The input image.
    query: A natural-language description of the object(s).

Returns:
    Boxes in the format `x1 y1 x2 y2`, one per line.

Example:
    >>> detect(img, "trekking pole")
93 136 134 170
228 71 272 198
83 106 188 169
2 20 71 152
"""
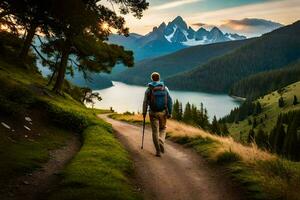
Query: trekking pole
141 116 146 149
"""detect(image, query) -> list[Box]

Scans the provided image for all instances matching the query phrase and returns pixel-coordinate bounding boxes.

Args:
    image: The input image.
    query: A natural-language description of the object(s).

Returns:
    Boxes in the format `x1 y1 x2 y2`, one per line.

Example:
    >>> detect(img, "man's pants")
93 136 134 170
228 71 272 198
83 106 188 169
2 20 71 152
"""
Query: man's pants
149 111 167 154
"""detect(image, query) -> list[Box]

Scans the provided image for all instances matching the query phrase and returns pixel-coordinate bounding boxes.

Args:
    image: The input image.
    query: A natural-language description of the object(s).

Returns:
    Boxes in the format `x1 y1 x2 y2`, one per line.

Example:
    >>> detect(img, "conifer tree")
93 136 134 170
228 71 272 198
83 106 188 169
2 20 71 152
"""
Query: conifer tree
178 102 183 121
293 95 298 105
278 96 285 108
269 116 286 154
255 128 268 149
211 116 221 135
172 100 180 120
183 102 192 123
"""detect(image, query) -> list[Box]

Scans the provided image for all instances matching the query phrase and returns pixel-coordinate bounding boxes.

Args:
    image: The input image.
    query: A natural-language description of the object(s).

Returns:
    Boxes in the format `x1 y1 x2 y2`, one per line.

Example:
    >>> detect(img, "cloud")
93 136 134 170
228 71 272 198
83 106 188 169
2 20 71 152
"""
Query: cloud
192 22 207 27
186 0 300 37
219 18 283 37
152 0 202 10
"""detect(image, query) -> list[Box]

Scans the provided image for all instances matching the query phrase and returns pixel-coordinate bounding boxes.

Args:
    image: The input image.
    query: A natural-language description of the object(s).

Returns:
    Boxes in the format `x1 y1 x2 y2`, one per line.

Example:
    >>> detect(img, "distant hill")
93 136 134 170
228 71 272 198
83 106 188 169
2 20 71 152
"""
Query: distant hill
114 39 253 85
230 60 300 99
108 16 246 61
165 21 300 93
225 81 300 146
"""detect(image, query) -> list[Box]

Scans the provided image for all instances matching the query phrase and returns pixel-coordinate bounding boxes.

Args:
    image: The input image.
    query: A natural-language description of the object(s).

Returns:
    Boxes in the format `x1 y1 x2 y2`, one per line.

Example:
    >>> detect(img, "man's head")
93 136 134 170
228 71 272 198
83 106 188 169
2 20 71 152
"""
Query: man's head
151 72 160 82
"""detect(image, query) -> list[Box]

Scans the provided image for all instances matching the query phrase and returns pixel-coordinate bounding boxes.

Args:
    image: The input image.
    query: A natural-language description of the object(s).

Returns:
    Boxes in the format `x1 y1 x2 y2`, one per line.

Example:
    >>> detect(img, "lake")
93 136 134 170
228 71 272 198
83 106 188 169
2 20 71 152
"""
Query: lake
93 81 240 119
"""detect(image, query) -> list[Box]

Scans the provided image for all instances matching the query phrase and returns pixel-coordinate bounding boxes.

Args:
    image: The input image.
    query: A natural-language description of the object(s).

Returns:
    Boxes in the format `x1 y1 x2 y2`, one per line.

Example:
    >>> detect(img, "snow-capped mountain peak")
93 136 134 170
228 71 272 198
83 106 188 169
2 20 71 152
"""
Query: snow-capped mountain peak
158 16 246 46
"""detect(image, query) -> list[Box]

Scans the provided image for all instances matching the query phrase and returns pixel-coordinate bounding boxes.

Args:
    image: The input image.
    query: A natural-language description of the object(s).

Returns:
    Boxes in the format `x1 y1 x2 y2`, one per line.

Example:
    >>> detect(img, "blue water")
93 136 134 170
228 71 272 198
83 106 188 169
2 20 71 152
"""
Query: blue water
93 81 240 119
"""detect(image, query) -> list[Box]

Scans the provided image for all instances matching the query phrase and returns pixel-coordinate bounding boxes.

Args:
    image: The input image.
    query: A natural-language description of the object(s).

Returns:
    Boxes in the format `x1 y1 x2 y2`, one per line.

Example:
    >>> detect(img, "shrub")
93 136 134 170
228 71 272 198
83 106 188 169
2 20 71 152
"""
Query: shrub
216 151 241 165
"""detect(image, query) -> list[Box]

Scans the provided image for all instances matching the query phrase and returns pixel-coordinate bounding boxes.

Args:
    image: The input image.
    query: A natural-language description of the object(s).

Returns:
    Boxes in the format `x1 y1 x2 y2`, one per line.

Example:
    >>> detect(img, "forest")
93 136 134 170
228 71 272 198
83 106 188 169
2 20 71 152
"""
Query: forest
230 60 300 99
166 21 300 93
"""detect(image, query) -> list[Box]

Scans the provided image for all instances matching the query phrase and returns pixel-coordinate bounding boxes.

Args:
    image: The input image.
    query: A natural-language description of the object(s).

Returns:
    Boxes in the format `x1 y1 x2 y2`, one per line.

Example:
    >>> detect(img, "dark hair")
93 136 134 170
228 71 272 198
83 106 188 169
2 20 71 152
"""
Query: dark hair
151 72 160 81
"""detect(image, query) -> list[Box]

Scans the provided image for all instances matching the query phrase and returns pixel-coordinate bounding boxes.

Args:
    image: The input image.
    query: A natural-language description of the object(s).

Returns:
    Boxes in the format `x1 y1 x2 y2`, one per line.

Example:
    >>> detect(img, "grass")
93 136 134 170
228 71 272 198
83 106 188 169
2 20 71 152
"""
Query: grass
109 113 300 200
0 124 71 190
228 81 300 142
48 125 140 200
0 57 140 199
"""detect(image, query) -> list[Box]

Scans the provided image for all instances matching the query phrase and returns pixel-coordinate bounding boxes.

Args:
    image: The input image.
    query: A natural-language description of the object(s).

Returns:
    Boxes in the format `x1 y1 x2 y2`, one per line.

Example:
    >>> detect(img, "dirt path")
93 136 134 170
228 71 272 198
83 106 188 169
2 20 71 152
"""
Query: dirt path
100 114 242 200
9 134 81 200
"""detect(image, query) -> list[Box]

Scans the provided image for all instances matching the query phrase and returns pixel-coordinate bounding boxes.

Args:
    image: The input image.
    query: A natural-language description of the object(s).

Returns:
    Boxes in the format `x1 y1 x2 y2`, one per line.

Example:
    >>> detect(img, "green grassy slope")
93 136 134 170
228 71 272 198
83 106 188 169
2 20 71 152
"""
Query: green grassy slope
0 58 140 199
228 81 300 142
166 20 300 93
114 39 252 85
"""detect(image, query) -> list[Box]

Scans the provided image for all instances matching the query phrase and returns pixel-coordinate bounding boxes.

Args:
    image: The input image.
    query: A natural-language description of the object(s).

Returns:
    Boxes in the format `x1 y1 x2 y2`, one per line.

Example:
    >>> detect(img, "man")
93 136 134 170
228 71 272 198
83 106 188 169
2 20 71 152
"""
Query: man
143 72 172 157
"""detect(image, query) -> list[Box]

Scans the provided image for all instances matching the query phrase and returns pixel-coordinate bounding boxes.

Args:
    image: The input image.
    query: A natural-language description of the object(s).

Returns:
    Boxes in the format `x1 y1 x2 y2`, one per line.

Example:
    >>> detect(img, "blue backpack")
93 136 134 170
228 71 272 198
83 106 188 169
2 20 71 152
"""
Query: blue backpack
148 83 168 112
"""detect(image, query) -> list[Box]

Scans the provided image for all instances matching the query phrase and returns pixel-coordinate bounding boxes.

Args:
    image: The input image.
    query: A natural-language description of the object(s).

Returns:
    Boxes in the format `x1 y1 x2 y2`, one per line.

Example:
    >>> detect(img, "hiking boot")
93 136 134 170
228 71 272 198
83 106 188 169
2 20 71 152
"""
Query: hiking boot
159 143 165 153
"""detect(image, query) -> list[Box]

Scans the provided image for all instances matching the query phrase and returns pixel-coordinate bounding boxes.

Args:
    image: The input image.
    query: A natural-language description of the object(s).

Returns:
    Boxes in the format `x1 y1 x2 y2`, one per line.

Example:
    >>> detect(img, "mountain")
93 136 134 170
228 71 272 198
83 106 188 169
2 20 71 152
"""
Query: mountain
108 16 246 61
165 20 300 93
114 39 253 85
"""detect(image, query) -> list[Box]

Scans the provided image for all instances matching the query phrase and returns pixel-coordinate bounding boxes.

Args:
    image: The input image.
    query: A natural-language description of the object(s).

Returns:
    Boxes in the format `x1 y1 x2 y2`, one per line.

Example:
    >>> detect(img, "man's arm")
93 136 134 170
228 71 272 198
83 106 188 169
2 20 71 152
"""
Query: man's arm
142 88 149 117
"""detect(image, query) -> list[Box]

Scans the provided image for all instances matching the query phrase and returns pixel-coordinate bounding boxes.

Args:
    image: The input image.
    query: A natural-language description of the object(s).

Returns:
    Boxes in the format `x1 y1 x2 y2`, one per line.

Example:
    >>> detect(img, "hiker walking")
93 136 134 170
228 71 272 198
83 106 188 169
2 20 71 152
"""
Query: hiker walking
143 72 172 157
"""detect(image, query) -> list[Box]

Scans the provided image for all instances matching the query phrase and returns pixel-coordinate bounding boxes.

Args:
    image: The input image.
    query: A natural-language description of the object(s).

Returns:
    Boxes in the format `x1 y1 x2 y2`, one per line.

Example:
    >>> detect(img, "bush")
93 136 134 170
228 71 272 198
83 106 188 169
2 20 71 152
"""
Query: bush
216 151 241 164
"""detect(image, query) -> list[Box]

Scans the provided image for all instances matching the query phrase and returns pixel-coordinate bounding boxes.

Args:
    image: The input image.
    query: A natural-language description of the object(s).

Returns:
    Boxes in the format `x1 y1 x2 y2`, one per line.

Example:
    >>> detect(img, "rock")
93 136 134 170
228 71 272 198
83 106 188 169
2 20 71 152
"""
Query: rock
24 125 31 131
25 117 32 122
1 122 11 129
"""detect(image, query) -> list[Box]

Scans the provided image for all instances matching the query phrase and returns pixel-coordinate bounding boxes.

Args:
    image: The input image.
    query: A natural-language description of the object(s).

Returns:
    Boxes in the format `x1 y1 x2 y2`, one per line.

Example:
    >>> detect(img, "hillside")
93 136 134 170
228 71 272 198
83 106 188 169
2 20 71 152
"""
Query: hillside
109 111 300 200
165 20 300 93
0 35 139 199
227 81 300 143
114 39 252 85
230 60 300 99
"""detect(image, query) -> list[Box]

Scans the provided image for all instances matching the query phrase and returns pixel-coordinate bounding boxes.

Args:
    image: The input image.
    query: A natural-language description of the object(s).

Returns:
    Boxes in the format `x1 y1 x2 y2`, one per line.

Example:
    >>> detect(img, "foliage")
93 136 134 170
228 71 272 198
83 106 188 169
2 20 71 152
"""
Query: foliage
0 56 141 199
293 95 298 105
278 96 285 108
221 101 262 123
230 60 300 99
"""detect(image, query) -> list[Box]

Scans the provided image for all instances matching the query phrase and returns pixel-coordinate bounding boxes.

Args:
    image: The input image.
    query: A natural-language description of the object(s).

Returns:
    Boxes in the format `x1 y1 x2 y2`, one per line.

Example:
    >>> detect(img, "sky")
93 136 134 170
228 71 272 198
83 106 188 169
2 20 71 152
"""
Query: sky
105 0 300 37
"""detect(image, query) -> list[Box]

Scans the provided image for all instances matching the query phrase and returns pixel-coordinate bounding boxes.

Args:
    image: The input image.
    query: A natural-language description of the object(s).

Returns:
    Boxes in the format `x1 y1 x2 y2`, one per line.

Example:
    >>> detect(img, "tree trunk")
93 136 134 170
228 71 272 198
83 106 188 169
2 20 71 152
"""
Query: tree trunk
47 68 57 86
52 41 71 93
19 23 38 61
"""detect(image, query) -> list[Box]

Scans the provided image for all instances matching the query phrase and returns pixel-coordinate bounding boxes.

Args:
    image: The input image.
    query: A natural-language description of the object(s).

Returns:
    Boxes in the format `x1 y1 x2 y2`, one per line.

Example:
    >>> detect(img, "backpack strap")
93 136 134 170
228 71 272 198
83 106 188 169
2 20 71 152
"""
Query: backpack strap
164 87 169 115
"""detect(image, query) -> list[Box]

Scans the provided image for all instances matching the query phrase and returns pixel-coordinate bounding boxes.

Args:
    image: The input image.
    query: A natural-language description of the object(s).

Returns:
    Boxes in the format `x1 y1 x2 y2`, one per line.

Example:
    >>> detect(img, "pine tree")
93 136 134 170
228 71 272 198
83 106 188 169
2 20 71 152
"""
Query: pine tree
274 120 285 154
220 123 230 136
172 100 180 120
278 96 285 108
293 95 298 105
255 128 268 149
211 116 221 135
178 102 183 121
191 104 198 125
183 102 192 124
283 114 300 160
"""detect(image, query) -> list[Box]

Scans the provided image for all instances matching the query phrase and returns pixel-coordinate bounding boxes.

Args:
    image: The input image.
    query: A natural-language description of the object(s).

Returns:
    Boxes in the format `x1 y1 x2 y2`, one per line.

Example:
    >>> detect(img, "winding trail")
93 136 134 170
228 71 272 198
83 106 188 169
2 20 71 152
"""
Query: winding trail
100 114 242 200
9 134 81 200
